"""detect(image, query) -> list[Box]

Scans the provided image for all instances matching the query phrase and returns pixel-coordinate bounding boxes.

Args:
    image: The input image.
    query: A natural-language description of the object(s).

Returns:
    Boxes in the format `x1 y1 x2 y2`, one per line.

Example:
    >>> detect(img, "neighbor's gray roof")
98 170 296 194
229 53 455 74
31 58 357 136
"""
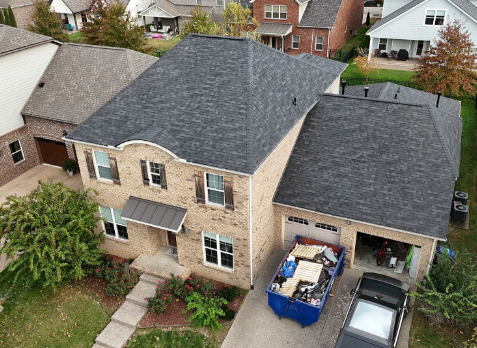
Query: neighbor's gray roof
0 24 57 56
299 0 343 28
255 23 293 36
121 197 187 233
295 53 348 76
140 0 202 17
21 43 157 124
274 94 462 240
66 34 339 174
61 0 92 13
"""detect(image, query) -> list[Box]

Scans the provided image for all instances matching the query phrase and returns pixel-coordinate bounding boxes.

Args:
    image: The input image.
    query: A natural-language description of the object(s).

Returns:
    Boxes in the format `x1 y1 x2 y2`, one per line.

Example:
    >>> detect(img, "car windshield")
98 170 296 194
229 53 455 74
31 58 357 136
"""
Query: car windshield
349 300 394 339
360 278 405 308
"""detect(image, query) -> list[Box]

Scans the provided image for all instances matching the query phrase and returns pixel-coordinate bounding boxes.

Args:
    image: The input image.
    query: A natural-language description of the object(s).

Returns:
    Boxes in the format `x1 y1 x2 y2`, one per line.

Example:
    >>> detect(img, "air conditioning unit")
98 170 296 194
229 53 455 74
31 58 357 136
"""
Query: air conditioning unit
454 191 468 205
452 204 468 223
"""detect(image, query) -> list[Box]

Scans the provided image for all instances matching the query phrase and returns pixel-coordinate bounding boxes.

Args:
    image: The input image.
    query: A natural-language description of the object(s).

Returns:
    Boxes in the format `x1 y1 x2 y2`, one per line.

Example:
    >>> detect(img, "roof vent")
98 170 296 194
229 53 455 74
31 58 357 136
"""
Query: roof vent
454 191 468 205
38 82 45 88
451 203 468 223
397 86 401 93
341 80 346 95
293 97 297 106
364 87 369 97
436 90 442 108
394 93 397 100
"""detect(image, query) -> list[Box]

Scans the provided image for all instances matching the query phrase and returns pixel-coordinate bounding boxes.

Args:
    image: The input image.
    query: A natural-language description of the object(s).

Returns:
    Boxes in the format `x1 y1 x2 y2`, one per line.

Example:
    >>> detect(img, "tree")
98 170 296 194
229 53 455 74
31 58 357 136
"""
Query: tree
8 5 16 27
180 6 222 38
0 180 104 290
81 0 107 46
221 2 259 40
0 9 4 25
411 19 477 96
27 1 69 42
366 12 370 26
355 47 379 83
3 7 10 26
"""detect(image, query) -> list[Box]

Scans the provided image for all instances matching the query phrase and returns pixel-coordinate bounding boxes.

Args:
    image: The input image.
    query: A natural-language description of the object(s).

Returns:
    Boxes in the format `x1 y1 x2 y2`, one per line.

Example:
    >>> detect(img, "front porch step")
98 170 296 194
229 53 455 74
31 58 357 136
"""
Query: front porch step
111 300 148 329
126 280 157 307
95 321 135 348
139 273 164 286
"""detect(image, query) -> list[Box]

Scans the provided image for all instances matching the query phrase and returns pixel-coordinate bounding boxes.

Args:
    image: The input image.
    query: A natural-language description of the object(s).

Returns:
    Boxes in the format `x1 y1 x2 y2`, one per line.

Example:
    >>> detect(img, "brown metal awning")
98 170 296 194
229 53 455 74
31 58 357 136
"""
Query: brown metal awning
120 197 187 233
255 23 293 37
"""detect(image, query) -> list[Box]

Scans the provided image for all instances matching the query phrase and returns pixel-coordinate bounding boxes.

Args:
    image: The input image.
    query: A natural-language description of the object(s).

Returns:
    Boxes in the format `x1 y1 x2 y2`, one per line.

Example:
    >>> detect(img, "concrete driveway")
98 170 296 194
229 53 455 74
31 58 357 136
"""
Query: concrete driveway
222 250 414 348
0 165 83 272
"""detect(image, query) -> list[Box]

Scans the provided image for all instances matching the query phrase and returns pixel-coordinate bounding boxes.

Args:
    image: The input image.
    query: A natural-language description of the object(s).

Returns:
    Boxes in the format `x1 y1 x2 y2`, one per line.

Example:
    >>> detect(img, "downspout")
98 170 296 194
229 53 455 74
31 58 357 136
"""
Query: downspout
327 28 330 58
249 176 254 289
310 28 314 53
427 239 437 274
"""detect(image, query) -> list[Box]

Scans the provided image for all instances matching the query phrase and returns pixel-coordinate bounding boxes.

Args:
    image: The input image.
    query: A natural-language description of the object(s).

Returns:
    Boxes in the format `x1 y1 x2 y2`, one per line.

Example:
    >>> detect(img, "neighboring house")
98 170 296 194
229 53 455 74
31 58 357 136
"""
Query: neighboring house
253 0 363 56
0 0 42 29
367 0 477 59
363 0 382 23
21 43 157 168
0 25 60 187
64 34 346 288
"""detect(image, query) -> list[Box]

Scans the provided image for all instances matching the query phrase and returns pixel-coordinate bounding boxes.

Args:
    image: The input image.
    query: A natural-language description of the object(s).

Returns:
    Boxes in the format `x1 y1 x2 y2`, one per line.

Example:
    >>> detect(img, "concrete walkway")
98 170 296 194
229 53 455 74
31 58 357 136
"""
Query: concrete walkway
222 250 414 348
93 274 162 348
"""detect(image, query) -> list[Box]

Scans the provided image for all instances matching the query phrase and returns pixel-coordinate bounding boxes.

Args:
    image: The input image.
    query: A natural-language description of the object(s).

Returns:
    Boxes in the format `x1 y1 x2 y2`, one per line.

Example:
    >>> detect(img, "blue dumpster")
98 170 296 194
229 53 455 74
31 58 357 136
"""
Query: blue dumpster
266 235 346 327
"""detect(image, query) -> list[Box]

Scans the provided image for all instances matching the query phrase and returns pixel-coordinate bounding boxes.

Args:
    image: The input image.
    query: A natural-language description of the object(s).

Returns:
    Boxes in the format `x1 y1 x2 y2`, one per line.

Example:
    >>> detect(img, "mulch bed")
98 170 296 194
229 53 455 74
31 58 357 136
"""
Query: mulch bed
139 275 246 327
74 276 127 314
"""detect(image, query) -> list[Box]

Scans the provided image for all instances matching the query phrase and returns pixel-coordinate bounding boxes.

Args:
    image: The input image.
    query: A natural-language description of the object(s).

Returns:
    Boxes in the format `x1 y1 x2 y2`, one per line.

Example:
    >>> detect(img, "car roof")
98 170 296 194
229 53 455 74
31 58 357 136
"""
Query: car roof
363 273 411 292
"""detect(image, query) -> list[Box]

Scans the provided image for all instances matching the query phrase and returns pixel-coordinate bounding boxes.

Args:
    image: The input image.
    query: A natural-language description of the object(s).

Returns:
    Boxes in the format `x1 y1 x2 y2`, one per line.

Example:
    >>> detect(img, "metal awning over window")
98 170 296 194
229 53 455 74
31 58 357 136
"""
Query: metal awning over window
120 197 187 233
255 23 293 37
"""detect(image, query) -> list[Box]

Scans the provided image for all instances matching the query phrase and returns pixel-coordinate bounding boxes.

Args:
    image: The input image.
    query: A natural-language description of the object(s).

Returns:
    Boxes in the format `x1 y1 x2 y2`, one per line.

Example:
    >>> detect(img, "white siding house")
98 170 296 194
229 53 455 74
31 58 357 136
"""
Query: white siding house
367 0 477 59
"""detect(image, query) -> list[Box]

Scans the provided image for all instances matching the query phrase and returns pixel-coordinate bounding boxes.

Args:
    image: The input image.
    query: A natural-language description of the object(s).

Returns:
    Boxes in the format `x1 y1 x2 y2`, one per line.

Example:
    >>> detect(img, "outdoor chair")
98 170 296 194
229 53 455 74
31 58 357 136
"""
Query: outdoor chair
389 50 397 59
150 26 158 32
374 49 381 57
64 23 73 31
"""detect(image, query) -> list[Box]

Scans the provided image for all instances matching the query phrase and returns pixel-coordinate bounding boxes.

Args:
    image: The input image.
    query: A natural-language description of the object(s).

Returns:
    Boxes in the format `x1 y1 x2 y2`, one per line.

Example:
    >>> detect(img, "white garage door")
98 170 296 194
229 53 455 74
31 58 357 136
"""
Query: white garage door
284 216 341 248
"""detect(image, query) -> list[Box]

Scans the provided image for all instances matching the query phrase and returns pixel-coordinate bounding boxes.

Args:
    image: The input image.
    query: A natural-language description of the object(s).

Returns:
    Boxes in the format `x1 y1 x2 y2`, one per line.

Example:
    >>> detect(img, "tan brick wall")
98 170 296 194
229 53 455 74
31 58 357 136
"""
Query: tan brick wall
74 142 251 288
250 116 306 283
273 205 435 282
0 125 39 186
11 4 35 30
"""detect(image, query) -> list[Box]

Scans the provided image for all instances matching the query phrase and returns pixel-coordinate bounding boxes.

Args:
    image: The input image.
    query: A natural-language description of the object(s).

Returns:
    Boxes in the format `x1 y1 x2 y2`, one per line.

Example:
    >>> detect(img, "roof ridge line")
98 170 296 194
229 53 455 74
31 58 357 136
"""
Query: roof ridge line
246 39 254 172
66 42 127 51
322 92 425 107
377 81 391 99
426 105 458 177
125 50 136 80
296 54 343 77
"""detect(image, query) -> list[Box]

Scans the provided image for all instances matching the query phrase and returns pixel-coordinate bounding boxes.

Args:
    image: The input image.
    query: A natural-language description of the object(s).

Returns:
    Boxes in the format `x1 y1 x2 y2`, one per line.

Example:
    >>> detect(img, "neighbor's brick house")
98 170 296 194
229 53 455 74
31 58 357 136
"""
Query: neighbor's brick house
254 0 363 56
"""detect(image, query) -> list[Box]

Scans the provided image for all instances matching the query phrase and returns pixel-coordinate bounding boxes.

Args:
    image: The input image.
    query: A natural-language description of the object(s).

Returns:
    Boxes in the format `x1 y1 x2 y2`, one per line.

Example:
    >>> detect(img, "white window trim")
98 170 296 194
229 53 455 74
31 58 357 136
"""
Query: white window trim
204 172 225 207
93 150 113 183
315 36 324 51
9 139 25 165
100 206 128 241
378 38 387 51
202 231 234 271
147 160 162 188
292 35 300 49
423 9 447 26
264 5 287 20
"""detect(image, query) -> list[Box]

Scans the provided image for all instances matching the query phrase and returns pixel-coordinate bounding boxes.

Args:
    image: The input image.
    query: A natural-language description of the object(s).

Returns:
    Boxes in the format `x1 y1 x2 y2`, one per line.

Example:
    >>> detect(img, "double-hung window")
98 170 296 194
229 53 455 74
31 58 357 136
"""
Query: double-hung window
9 140 24 164
148 161 162 186
206 173 225 206
265 5 287 19
203 232 234 270
100 206 128 240
197 0 202 5
425 10 445 26
292 35 300 49
378 38 387 51
94 150 113 180
217 0 223 5
315 37 324 51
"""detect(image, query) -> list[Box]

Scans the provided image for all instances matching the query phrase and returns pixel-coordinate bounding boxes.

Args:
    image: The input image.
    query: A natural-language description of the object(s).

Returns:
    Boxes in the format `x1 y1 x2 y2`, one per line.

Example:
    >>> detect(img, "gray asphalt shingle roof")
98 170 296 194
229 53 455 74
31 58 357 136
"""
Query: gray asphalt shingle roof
61 0 92 13
0 24 57 56
22 43 157 125
299 0 343 28
295 53 348 76
274 94 462 240
65 34 339 174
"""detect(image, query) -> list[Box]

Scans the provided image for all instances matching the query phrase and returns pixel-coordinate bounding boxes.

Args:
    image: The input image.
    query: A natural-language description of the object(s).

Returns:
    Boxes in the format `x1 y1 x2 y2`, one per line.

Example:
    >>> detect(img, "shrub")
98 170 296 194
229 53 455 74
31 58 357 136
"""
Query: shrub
184 292 227 332
217 286 240 302
219 306 236 321
168 273 189 299
62 159 79 173
147 281 173 314
187 275 215 298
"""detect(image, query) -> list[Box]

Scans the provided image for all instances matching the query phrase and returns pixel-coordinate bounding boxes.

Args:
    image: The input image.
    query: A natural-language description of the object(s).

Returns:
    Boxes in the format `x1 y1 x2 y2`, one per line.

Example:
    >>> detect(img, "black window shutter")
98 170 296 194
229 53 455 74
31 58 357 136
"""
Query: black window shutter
140 159 150 185
84 151 96 179
194 171 205 204
108 155 120 185
224 176 234 211
159 163 167 190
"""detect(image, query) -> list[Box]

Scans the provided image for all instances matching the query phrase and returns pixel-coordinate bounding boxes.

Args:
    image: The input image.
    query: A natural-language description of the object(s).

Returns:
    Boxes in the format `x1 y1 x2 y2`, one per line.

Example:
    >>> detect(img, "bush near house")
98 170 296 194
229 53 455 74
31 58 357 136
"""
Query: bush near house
7 5 16 27
91 255 135 299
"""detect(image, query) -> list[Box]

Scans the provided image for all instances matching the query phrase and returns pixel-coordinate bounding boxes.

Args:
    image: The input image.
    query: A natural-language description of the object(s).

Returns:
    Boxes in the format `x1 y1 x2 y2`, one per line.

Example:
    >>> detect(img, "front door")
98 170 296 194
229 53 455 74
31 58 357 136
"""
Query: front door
167 231 177 248
416 41 424 56
271 37 277 49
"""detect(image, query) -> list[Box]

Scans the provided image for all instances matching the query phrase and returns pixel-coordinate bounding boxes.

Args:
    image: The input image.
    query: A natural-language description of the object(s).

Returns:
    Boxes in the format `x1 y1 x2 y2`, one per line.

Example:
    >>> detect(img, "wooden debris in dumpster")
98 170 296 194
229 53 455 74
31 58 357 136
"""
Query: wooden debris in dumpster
291 245 322 259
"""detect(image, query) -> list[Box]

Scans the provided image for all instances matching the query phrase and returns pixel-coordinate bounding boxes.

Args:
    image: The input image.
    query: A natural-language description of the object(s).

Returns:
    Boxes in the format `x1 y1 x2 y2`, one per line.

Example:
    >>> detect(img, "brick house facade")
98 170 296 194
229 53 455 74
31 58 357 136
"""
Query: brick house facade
254 0 363 57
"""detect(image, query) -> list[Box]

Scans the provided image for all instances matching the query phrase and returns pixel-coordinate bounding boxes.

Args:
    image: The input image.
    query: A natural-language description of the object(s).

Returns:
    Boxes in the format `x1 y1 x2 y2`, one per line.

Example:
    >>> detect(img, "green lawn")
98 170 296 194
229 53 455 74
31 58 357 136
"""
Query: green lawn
127 329 217 348
68 32 86 44
339 27 371 53
342 63 415 81
0 269 110 348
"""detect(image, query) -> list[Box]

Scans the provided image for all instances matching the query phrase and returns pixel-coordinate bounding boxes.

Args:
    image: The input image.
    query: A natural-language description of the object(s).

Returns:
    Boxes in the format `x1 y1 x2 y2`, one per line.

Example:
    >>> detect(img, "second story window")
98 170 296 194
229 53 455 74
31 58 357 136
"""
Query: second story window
315 36 323 51
265 5 287 20
84 150 120 184
194 171 234 210
425 10 445 26
94 150 113 180
206 173 225 206
140 159 167 189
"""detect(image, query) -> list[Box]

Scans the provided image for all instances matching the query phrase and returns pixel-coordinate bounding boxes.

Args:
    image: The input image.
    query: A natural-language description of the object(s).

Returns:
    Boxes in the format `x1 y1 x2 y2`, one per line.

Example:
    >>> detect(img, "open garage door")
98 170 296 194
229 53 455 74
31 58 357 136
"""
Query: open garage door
36 138 69 167
284 216 341 248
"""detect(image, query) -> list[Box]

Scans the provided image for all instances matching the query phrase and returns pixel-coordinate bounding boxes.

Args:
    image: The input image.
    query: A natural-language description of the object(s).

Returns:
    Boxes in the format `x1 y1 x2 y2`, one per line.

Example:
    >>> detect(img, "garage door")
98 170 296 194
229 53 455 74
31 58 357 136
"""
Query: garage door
37 138 69 167
284 216 341 248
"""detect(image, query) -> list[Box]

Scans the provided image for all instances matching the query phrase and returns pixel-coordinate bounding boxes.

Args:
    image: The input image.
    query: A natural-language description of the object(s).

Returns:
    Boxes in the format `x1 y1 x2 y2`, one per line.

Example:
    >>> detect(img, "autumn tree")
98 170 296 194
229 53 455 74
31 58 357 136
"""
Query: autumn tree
221 2 259 40
180 6 222 38
8 5 16 27
355 47 379 83
412 19 477 96
28 1 69 42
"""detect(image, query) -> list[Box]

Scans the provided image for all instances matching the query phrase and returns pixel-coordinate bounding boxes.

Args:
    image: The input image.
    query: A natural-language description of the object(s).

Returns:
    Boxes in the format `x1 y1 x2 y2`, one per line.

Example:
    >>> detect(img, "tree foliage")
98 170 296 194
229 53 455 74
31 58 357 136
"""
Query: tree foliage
366 12 370 26
8 5 16 27
0 9 4 24
3 7 10 26
221 2 259 39
180 6 221 38
411 19 477 96
27 1 69 42
355 47 379 82
0 180 104 290
412 249 477 327
82 0 144 51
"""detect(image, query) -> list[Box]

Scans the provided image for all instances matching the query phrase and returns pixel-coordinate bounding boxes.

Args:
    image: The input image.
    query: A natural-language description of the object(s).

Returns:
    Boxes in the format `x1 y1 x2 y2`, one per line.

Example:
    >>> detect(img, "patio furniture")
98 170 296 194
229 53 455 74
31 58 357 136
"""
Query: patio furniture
64 23 73 31
374 49 381 57
389 50 397 59
150 26 158 32
158 26 170 34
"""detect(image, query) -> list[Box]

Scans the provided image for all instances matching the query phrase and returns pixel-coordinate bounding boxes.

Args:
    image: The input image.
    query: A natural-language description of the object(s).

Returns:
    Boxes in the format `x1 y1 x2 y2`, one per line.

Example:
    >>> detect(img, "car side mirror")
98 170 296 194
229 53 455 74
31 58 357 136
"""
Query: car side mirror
350 289 356 296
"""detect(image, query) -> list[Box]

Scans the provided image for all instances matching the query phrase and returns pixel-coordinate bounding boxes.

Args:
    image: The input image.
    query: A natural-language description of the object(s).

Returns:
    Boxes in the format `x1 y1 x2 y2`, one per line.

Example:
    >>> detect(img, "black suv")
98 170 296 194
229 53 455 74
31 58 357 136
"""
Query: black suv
335 273 410 348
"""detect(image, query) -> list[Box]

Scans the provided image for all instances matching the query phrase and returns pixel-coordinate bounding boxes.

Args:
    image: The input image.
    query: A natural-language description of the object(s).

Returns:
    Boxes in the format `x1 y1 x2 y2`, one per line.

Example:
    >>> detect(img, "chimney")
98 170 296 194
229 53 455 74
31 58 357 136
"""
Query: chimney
436 91 442 108
364 87 369 97
341 80 346 95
